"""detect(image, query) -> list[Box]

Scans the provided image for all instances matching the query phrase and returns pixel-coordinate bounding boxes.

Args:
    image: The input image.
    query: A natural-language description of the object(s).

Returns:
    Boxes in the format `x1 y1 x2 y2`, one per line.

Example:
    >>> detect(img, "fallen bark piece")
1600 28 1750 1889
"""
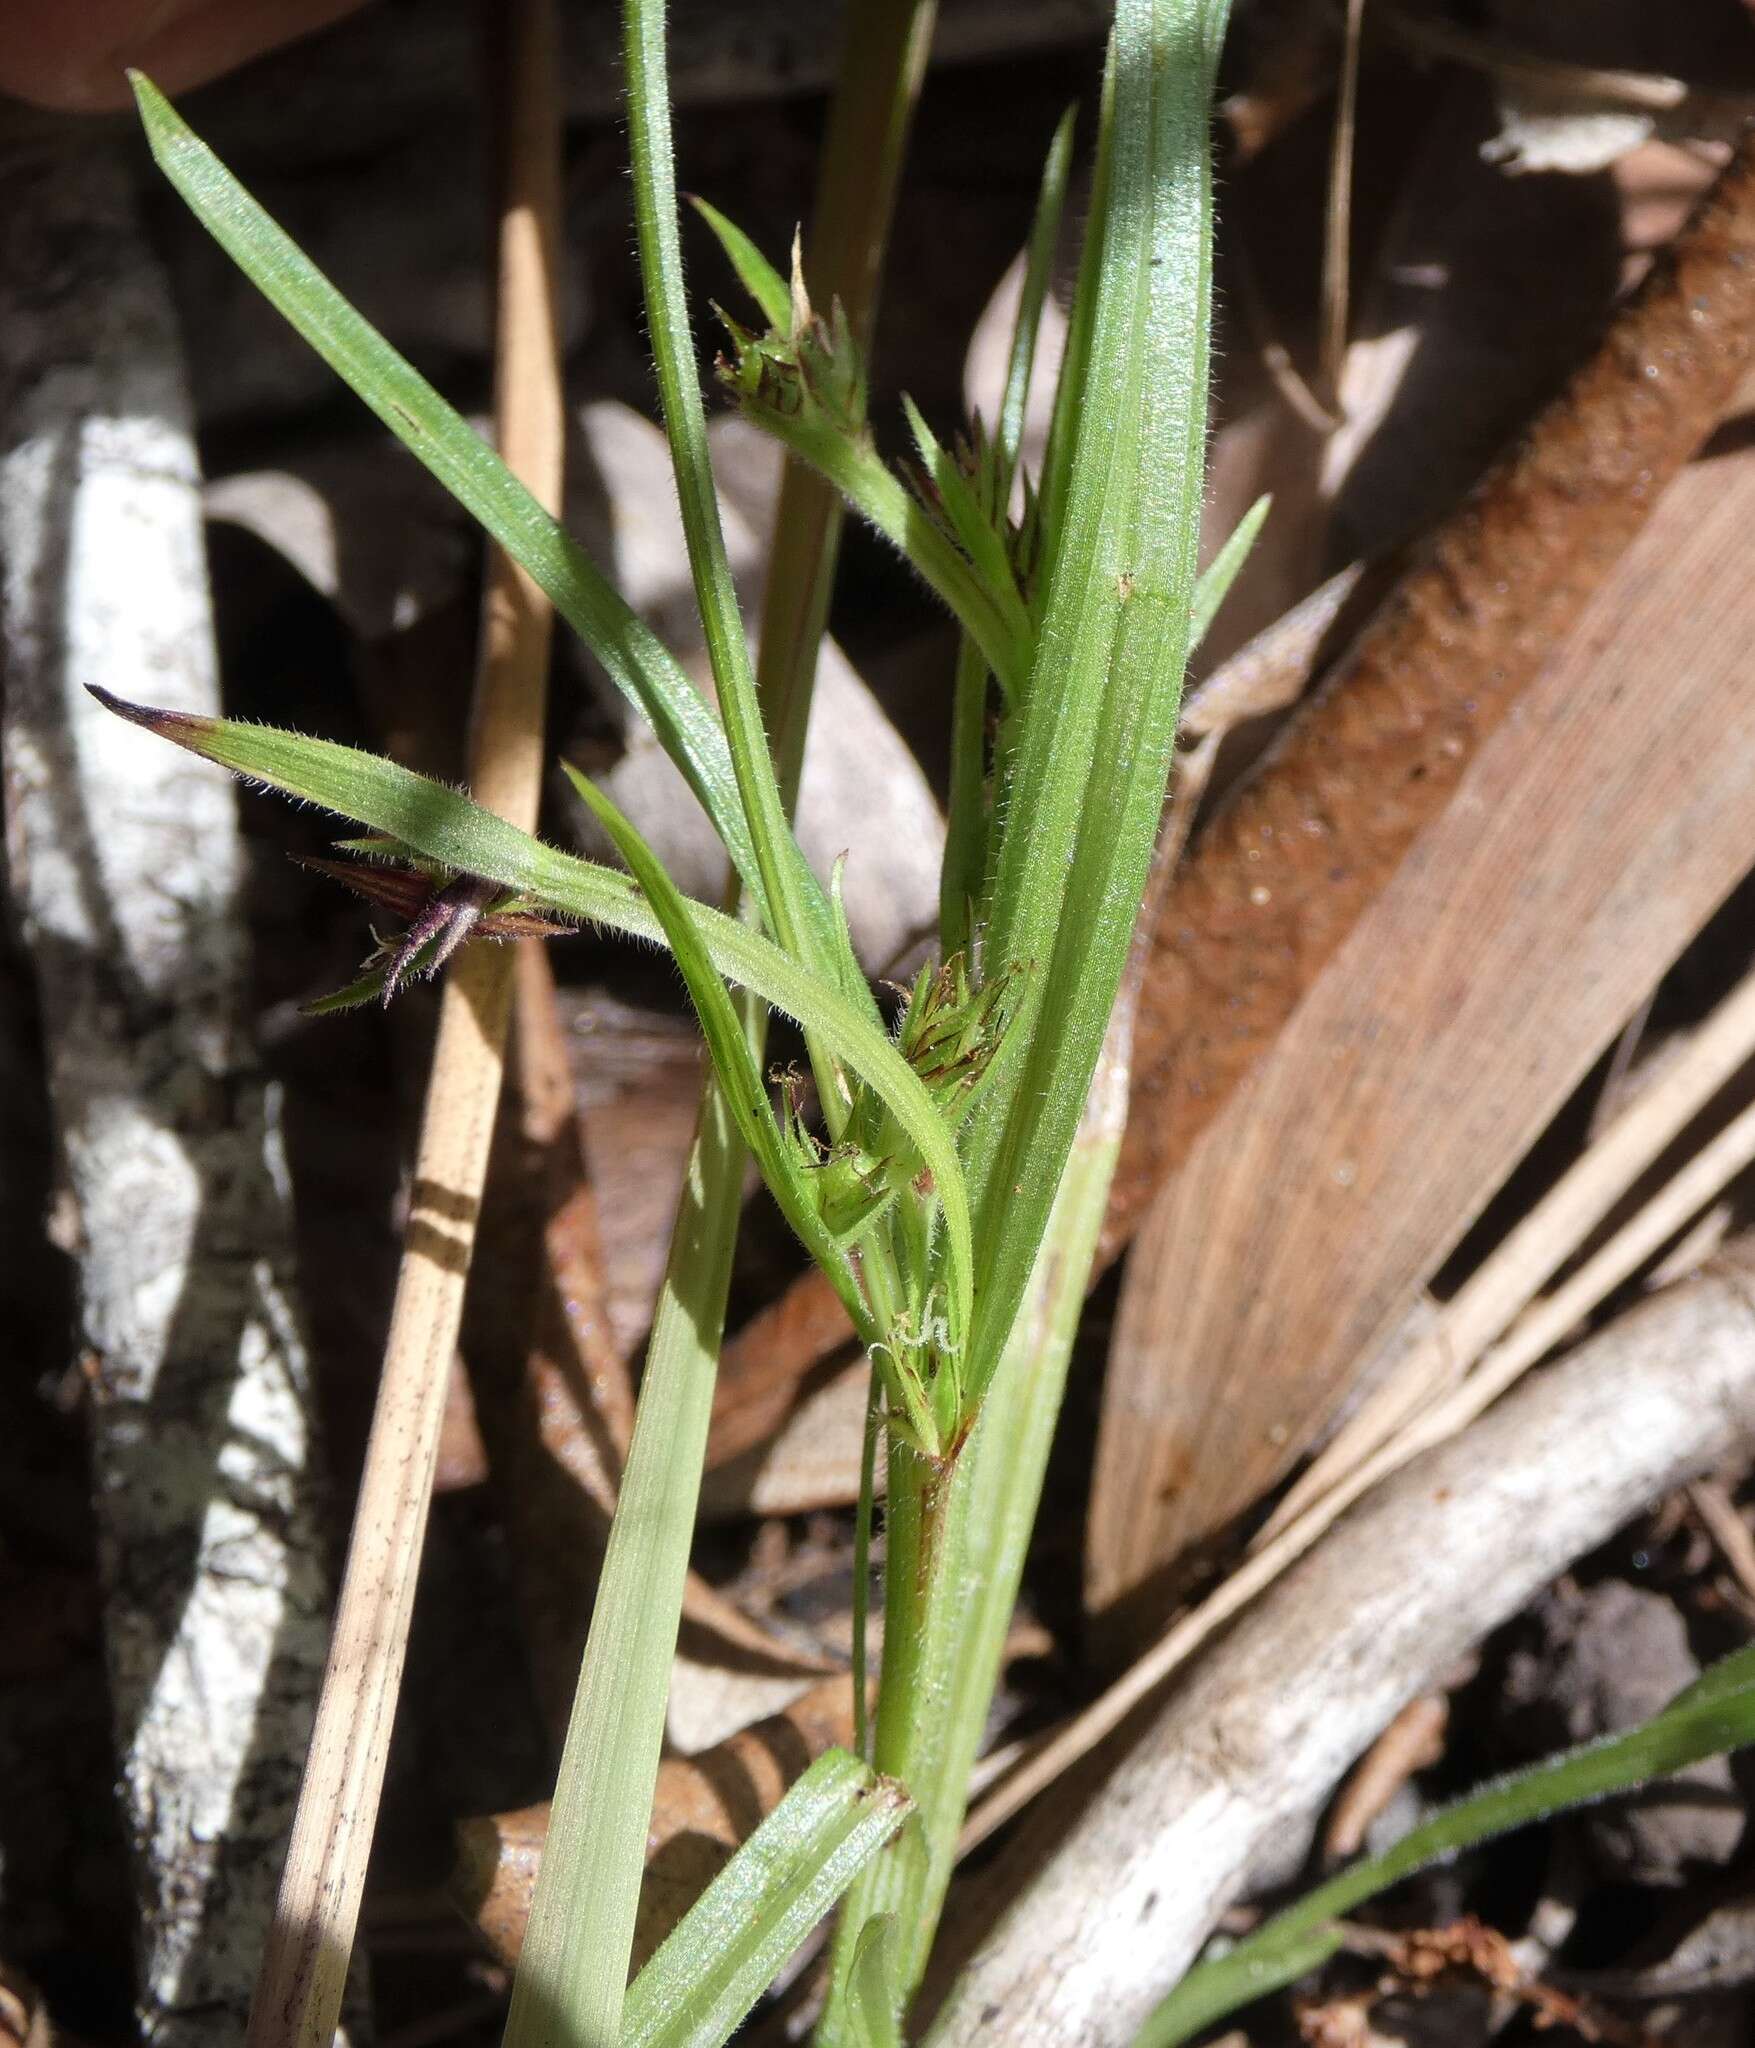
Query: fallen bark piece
0 142 334 2048
928 1246 1755 2048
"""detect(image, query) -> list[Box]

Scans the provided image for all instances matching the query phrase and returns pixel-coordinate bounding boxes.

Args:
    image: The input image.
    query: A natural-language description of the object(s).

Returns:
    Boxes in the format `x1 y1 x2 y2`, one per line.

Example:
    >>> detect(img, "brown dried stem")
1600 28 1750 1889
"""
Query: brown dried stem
246 8 565 2044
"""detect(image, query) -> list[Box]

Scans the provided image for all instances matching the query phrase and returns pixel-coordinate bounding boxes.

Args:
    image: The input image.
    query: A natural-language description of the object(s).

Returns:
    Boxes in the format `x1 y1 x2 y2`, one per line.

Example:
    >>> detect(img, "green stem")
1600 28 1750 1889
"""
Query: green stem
623 0 837 990
508 5 939 2038
938 635 990 959
759 0 938 805
821 1029 1131 2037
1140 1643 1755 2047
750 0 940 1751
505 1087 746 2048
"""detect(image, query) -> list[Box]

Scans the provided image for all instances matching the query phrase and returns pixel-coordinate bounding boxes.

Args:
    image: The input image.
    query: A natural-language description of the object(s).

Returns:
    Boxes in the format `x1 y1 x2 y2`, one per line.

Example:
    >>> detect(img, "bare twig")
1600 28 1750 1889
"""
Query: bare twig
1322 1694 1447 1864
1689 1478 1755 1608
1379 4 1739 120
247 9 565 2044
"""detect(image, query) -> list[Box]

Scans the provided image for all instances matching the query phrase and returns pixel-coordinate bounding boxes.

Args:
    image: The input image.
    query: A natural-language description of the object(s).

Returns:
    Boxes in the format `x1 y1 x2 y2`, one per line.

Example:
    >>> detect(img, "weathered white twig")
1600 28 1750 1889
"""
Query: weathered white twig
933 1247 1755 2046
0 142 334 2048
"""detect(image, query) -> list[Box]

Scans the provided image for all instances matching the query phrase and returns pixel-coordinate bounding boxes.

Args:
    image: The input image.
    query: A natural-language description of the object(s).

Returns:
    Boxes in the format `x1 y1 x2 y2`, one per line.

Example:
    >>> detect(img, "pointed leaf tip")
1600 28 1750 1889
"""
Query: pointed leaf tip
85 683 208 740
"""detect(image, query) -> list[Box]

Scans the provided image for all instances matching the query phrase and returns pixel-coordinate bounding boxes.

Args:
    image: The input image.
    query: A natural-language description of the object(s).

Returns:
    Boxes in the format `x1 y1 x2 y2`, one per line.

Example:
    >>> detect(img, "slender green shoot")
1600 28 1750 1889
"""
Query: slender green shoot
508 1092 745 2048
622 0 860 1025
1142 1643 1755 2047
1190 494 1269 651
997 106 1078 497
940 106 1076 954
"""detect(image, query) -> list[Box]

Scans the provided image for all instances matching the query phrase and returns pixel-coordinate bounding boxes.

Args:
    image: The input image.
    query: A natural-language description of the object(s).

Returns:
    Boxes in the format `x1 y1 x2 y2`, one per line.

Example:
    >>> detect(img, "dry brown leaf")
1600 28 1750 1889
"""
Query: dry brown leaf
1088 420 1755 1644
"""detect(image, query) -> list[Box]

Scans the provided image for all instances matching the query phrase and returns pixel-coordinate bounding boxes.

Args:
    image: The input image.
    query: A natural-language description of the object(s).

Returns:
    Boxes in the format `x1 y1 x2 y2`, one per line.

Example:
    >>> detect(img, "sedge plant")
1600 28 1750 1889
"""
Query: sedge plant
113 0 1249 2039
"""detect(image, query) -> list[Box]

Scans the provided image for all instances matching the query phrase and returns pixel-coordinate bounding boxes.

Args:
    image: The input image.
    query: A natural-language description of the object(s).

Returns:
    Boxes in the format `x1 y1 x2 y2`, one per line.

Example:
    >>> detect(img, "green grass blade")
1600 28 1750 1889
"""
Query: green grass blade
691 196 793 332
128 70 768 917
507 1093 746 2048
1032 51 1114 585
95 690 972 1341
623 0 856 1010
1188 493 1268 654
844 1917 906 2048
998 107 1077 491
960 0 1232 1412
621 1753 910 2048
937 108 1077 956
566 766 875 1334
1141 1644 1755 2048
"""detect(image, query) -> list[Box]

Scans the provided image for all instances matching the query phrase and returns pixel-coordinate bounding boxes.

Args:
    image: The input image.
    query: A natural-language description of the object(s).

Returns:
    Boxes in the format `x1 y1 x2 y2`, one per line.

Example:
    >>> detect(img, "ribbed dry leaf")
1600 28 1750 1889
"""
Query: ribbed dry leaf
1089 429 1755 1639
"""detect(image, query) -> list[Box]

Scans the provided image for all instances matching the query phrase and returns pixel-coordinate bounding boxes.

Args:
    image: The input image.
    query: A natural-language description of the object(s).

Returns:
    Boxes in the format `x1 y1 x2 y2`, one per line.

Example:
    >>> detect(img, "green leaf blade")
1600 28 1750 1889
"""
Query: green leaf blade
622 1752 911 2048
691 196 793 331
960 0 1232 1411
997 106 1078 492
1188 492 1269 655
127 69 770 920
845 1916 907 2048
1142 1645 1755 2048
509 1096 748 2048
94 691 974 1345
